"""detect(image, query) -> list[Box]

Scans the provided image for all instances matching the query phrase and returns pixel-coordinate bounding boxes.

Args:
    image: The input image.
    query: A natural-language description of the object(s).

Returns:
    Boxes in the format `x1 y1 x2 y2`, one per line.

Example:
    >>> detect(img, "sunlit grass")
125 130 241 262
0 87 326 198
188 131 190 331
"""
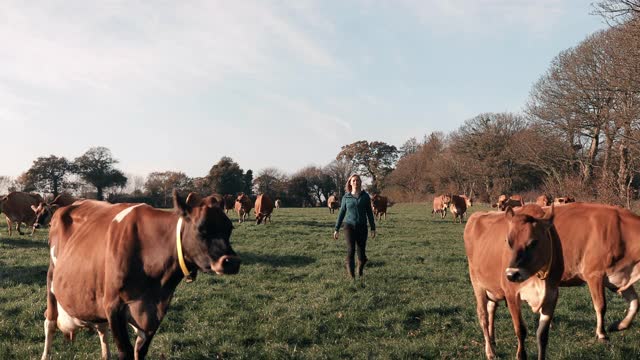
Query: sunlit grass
1 204 639 359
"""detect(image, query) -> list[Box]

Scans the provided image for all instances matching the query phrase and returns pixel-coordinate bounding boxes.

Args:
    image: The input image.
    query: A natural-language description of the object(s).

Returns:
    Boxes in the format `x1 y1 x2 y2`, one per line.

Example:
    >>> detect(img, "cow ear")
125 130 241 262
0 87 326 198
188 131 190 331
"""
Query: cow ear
185 192 202 207
173 190 193 219
505 206 515 220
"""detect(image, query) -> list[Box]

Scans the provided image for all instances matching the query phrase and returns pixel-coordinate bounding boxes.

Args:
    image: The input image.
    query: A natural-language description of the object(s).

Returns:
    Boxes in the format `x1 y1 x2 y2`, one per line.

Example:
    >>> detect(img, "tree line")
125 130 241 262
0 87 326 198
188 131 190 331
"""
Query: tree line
2 1 638 208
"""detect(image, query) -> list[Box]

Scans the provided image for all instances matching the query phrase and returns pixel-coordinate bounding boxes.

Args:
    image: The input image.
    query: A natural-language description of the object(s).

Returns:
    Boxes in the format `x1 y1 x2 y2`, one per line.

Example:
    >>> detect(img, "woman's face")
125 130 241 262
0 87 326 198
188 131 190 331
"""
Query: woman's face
350 176 361 189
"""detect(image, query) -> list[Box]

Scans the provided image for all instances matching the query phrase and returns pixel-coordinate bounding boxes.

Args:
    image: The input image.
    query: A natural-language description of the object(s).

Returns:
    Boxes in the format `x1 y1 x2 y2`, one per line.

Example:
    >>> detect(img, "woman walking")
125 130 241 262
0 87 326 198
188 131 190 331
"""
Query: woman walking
333 174 376 280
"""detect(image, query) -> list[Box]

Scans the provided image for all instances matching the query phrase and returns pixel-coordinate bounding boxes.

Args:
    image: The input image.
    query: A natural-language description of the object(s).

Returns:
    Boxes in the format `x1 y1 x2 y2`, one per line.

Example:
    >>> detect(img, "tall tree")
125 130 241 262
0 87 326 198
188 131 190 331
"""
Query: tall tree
145 171 192 207
242 169 254 195
206 157 245 195
253 168 287 197
73 147 127 200
25 155 74 197
336 140 398 193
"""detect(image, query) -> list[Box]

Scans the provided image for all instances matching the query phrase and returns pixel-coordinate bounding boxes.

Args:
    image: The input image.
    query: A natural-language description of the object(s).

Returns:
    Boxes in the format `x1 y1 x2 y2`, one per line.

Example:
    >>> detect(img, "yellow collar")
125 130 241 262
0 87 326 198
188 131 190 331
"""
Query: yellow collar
176 217 193 283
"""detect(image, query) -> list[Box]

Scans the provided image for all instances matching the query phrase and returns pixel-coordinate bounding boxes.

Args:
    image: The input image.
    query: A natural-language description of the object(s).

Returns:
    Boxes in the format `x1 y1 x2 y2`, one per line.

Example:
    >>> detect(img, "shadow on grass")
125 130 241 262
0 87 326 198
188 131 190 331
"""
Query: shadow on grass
0 264 48 286
241 252 315 268
283 220 333 228
0 237 48 249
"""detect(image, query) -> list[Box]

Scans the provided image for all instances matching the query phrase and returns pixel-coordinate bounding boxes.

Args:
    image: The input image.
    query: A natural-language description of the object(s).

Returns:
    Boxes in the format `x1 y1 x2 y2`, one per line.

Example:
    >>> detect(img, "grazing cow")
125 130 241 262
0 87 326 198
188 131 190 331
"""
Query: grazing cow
327 195 340 214
274 199 282 209
40 190 240 360
31 193 77 232
431 194 451 219
223 194 235 214
493 194 524 211
536 195 551 207
449 195 469 223
554 196 575 205
371 194 388 220
235 193 252 223
254 194 274 224
0 191 44 236
465 205 562 360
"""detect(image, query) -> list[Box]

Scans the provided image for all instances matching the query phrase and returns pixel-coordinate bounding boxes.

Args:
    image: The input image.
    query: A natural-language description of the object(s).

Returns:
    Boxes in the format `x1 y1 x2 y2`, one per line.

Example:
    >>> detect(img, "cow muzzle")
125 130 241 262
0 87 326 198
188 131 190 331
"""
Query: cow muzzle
211 255 241 275
505 267 528 282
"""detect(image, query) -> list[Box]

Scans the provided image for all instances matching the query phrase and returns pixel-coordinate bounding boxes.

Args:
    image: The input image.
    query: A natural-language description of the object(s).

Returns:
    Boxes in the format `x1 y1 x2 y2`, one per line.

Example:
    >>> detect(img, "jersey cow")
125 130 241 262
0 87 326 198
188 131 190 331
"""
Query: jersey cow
31 193 77 232
274 199 282 209
465 205 562 359
234 193 252 223
431 194 451 219
536 195 551 207
493 194 524 211
254 194 274 224
371 194 388 220
327 195 340 214
41 190 240 360
449 195 472 223
0 191 44 236
223 194 235 214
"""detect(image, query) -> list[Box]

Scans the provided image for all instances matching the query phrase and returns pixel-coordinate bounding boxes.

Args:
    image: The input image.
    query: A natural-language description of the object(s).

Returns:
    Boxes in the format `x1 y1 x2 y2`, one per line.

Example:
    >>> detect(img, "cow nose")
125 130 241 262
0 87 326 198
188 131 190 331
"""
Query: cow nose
505 268 522 282
212 255 241 275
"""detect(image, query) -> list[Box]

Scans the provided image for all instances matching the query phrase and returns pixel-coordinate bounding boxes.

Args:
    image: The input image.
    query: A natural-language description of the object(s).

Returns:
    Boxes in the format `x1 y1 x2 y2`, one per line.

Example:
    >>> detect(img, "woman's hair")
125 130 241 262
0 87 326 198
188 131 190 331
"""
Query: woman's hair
345 174 362 193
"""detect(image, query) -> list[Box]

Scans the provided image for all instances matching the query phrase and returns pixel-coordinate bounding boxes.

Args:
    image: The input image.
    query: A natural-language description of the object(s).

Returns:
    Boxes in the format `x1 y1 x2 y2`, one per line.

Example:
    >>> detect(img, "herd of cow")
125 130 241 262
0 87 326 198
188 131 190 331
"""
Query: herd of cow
1 189 638 359
327 193 390 220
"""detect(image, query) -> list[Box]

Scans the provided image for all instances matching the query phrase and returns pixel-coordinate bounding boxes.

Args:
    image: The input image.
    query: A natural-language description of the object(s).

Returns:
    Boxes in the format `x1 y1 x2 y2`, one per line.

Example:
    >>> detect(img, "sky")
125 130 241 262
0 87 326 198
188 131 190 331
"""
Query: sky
0 0 608 180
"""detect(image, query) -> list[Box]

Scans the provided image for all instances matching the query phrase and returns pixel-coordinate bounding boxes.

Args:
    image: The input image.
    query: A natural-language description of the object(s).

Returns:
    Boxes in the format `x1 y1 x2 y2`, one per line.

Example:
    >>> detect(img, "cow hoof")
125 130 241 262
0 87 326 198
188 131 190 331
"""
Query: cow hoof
596 335 609 343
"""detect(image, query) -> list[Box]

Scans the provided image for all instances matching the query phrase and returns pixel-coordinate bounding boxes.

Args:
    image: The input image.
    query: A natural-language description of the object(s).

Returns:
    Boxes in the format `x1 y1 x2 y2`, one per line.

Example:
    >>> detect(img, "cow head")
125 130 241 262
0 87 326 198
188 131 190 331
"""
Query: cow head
31 201 59 230
504 205 555 283
492 194 508 209
174 190 240 276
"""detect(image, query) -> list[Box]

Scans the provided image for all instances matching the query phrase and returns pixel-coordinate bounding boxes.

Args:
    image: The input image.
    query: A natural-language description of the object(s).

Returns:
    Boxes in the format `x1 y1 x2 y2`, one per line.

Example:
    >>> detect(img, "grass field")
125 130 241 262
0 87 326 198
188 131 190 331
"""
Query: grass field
1 203 640 359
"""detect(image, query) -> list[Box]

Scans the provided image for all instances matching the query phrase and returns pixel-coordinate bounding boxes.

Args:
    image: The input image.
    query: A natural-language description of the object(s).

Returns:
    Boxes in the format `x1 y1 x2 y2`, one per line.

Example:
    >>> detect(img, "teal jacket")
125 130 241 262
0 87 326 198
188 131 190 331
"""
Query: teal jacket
334 191 376 232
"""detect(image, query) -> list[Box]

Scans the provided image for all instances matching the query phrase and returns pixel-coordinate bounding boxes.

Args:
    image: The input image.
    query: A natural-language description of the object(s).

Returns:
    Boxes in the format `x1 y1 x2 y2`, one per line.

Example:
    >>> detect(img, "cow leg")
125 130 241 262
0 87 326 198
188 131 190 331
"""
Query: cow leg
472 288 496 359
130 325 156 360
536 288 558 360
16 221 24 235
487 300 497 348
96 323 111 360
609 285 638 331
586 276 608 340
5 216 11 236
506 296 527 360
42 264 58 360
106 302 134 360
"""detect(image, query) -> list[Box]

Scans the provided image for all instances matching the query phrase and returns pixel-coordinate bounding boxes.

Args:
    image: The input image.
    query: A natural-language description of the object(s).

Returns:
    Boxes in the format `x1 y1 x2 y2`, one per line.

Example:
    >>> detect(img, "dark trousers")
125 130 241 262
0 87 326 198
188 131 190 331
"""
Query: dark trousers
344 224 368 278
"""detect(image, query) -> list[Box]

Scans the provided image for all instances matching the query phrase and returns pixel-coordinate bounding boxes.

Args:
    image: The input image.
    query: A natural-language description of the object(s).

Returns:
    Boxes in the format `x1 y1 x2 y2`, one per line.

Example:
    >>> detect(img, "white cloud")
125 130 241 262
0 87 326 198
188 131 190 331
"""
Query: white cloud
0 1 337 94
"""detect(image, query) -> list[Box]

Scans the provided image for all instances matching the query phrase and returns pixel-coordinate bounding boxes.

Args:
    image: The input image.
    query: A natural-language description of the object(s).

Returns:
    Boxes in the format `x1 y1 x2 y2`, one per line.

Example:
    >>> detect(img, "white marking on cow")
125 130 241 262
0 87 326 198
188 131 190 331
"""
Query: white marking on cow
518 278 546 313
50 246 57 266
113 204 145 223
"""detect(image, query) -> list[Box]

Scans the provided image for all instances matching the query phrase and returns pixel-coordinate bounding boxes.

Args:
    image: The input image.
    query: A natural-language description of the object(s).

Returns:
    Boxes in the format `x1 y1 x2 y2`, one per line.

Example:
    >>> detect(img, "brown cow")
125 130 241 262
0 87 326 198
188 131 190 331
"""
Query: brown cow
254 194 274 224
431 194 451 219
0 191 44 236
465 205 561 359
449 195 469 223
493 194 524 211
31 193 77 232
235 193 252 223
327 195 340 214
40 190 240 360
540 202 640 340
371 194 388 220
223 194 235 214
536 195 551 207
553 196 575 204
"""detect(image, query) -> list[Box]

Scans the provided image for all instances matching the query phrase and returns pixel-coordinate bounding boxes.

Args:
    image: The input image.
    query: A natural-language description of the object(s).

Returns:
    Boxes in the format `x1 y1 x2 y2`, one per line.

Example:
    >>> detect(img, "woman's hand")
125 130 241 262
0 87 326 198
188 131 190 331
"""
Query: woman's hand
371 230 376 239
333 230 339 240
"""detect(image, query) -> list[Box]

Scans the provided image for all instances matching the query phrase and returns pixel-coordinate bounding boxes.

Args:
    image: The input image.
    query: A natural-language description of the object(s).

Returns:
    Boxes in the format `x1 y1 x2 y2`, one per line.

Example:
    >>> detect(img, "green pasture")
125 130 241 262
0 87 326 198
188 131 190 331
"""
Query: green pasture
1 203 639 359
